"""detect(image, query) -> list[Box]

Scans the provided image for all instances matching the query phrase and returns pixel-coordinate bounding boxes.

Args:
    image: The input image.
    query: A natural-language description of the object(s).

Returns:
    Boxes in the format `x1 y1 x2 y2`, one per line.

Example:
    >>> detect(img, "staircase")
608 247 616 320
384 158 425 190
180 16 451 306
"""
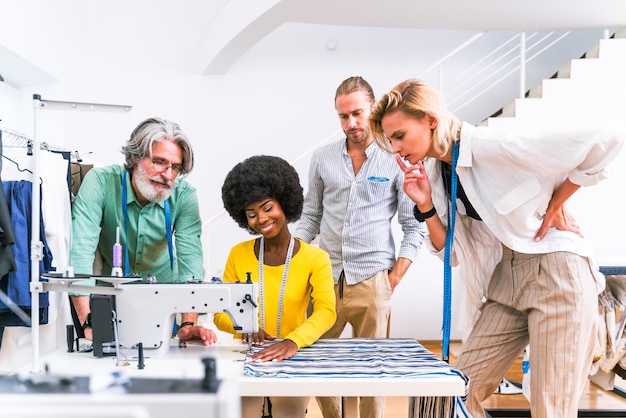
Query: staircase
483 28 626 129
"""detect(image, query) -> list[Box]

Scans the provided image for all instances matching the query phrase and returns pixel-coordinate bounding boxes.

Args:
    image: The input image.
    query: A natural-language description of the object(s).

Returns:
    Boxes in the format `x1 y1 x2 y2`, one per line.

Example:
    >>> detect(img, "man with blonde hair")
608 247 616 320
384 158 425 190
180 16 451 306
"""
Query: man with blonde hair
296 77 425 418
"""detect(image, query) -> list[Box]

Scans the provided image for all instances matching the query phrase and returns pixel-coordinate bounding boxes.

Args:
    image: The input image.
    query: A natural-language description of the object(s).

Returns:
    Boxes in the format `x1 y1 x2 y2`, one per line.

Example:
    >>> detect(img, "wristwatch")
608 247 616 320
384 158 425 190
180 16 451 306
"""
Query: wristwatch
82 313 92 330
413 204 437 222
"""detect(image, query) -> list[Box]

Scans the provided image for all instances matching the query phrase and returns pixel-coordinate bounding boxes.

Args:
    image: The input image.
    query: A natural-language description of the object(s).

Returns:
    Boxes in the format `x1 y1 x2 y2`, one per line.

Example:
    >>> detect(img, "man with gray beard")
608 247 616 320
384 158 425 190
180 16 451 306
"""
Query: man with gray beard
69 117 215 345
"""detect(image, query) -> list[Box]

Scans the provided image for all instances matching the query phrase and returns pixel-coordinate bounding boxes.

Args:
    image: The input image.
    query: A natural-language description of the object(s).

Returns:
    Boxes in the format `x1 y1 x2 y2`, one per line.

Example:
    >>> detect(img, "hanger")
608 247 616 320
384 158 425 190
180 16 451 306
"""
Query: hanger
1 154 44 186
1 128 33 156
2 154 33 174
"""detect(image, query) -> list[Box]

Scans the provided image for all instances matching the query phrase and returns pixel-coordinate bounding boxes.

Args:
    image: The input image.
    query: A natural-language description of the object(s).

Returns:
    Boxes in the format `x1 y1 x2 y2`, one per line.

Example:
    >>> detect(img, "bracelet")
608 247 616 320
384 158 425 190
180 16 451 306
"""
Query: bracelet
413 204 437 222
179 321 195 329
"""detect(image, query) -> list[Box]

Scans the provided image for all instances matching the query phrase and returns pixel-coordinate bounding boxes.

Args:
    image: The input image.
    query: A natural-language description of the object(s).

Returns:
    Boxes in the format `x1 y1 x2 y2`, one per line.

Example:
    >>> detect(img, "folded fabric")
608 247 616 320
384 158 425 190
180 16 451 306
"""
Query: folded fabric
244 338 471 418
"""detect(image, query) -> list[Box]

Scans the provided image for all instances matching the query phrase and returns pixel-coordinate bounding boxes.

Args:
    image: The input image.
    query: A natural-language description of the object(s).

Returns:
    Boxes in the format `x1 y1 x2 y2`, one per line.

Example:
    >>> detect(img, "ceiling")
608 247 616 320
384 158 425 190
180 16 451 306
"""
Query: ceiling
199 0 626 73
0 0 625 88
274 0 626 30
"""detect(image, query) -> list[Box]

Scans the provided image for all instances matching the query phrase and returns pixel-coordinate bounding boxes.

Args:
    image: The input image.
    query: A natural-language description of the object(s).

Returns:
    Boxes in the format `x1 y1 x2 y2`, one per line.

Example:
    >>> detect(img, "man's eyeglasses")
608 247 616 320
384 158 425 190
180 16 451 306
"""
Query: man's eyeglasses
151 159 184 175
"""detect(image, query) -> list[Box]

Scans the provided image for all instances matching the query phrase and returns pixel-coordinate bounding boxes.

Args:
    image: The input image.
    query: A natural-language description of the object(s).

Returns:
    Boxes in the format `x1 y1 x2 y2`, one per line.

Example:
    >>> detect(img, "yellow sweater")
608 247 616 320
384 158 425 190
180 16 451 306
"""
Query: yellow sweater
214 238 336 348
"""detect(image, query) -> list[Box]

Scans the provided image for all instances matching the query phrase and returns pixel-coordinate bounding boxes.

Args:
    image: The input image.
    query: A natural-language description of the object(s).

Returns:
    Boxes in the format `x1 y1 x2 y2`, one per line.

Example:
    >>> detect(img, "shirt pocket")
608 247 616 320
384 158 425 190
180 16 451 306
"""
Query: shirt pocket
493 178 541 215
366 176 390 183
364 176 392 196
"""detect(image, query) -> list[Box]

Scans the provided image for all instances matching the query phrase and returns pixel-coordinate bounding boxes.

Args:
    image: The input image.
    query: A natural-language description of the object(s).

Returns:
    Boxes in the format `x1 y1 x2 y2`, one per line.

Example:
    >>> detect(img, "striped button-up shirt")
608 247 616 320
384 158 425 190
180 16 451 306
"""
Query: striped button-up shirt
296 139 425 284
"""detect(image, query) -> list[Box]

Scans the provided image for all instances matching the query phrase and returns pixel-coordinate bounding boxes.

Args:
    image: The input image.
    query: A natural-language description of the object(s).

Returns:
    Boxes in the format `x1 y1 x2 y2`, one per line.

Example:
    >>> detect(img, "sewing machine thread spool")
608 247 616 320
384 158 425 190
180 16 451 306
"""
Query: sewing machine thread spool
112 245 122 267
112 227 123 277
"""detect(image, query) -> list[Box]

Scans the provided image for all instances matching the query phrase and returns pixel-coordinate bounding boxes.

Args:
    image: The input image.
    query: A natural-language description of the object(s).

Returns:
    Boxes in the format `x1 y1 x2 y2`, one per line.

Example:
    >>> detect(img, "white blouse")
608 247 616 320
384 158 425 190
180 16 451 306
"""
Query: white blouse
425 121 625 331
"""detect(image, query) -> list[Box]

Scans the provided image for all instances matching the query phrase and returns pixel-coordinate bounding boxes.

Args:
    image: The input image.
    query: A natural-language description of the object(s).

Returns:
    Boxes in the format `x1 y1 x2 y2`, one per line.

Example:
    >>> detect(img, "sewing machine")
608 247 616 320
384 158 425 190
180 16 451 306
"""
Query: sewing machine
42 274 258 358
0 278 257 418
90 280 259 358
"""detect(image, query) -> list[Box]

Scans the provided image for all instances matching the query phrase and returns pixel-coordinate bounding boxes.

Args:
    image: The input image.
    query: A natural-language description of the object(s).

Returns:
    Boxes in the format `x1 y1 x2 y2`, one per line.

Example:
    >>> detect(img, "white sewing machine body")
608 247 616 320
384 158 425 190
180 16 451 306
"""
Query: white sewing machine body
40 274 258 358
113 281 258 357
0 277 257 417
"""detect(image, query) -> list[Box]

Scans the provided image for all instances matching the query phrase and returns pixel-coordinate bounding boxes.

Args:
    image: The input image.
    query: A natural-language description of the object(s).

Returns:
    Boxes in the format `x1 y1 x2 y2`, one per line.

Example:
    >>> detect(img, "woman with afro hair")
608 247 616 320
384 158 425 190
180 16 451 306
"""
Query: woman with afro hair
215 155 336 418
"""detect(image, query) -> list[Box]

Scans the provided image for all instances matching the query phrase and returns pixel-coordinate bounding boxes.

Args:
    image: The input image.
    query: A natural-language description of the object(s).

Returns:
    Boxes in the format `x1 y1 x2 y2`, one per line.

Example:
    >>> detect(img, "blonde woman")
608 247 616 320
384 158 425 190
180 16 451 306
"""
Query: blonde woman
369 78 624 418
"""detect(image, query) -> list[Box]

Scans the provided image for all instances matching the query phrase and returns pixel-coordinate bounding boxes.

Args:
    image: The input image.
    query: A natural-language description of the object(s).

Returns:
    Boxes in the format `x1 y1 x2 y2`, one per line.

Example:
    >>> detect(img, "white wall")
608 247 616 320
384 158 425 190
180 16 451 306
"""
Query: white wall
0 6 622 341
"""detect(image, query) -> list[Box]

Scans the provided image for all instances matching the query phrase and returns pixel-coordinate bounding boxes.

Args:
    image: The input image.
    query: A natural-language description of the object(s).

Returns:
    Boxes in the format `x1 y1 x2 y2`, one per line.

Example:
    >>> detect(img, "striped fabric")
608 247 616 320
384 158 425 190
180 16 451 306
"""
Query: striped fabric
243 338 471 418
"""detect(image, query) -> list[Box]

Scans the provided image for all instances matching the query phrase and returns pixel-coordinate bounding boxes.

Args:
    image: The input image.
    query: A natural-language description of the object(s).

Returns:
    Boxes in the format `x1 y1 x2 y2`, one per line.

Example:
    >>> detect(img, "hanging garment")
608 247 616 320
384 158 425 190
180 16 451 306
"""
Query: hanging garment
0 145 72 373
0 180 52 326
0 131 16 284
1 150 72 278
0 173 16 278
0 131 16 349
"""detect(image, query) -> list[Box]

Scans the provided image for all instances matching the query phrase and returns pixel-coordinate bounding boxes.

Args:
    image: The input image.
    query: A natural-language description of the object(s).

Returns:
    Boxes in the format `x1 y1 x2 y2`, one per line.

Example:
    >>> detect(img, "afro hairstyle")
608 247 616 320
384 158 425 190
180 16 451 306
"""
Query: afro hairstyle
221 155 304 234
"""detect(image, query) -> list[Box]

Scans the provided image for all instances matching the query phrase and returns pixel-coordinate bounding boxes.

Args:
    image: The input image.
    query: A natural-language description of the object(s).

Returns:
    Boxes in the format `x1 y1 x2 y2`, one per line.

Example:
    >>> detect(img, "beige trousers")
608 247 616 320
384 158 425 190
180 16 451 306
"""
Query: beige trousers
455 249 598 418
316 270 392 418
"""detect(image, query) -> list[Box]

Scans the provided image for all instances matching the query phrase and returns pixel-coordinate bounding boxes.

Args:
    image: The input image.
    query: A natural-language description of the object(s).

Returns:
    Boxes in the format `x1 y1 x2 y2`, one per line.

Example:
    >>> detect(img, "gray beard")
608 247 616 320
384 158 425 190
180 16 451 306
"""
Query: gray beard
134 165 174 203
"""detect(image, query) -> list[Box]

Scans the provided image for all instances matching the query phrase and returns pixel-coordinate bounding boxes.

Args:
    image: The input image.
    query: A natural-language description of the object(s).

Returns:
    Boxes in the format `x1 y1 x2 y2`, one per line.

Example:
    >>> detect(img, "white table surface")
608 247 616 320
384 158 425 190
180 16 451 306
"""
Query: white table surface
10 339 466 418
29 340 465 397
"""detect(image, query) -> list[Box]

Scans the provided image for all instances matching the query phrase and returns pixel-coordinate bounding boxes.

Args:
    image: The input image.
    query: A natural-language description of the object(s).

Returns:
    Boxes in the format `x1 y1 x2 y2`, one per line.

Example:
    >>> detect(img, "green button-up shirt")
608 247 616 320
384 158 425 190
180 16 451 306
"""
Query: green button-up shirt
70 165 204 288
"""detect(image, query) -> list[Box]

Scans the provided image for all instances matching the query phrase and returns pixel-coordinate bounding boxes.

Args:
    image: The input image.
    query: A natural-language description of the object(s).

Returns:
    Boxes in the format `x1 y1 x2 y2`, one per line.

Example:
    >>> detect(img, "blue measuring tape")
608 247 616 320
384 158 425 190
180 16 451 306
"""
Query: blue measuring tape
442 140 459 362
121 170 173 276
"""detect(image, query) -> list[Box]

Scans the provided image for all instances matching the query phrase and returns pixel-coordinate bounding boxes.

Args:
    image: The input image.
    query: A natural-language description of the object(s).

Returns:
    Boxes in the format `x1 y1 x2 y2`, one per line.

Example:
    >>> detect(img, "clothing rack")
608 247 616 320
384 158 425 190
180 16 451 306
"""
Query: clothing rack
27 94 132 373
1 125 85 163
0 125 34 155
